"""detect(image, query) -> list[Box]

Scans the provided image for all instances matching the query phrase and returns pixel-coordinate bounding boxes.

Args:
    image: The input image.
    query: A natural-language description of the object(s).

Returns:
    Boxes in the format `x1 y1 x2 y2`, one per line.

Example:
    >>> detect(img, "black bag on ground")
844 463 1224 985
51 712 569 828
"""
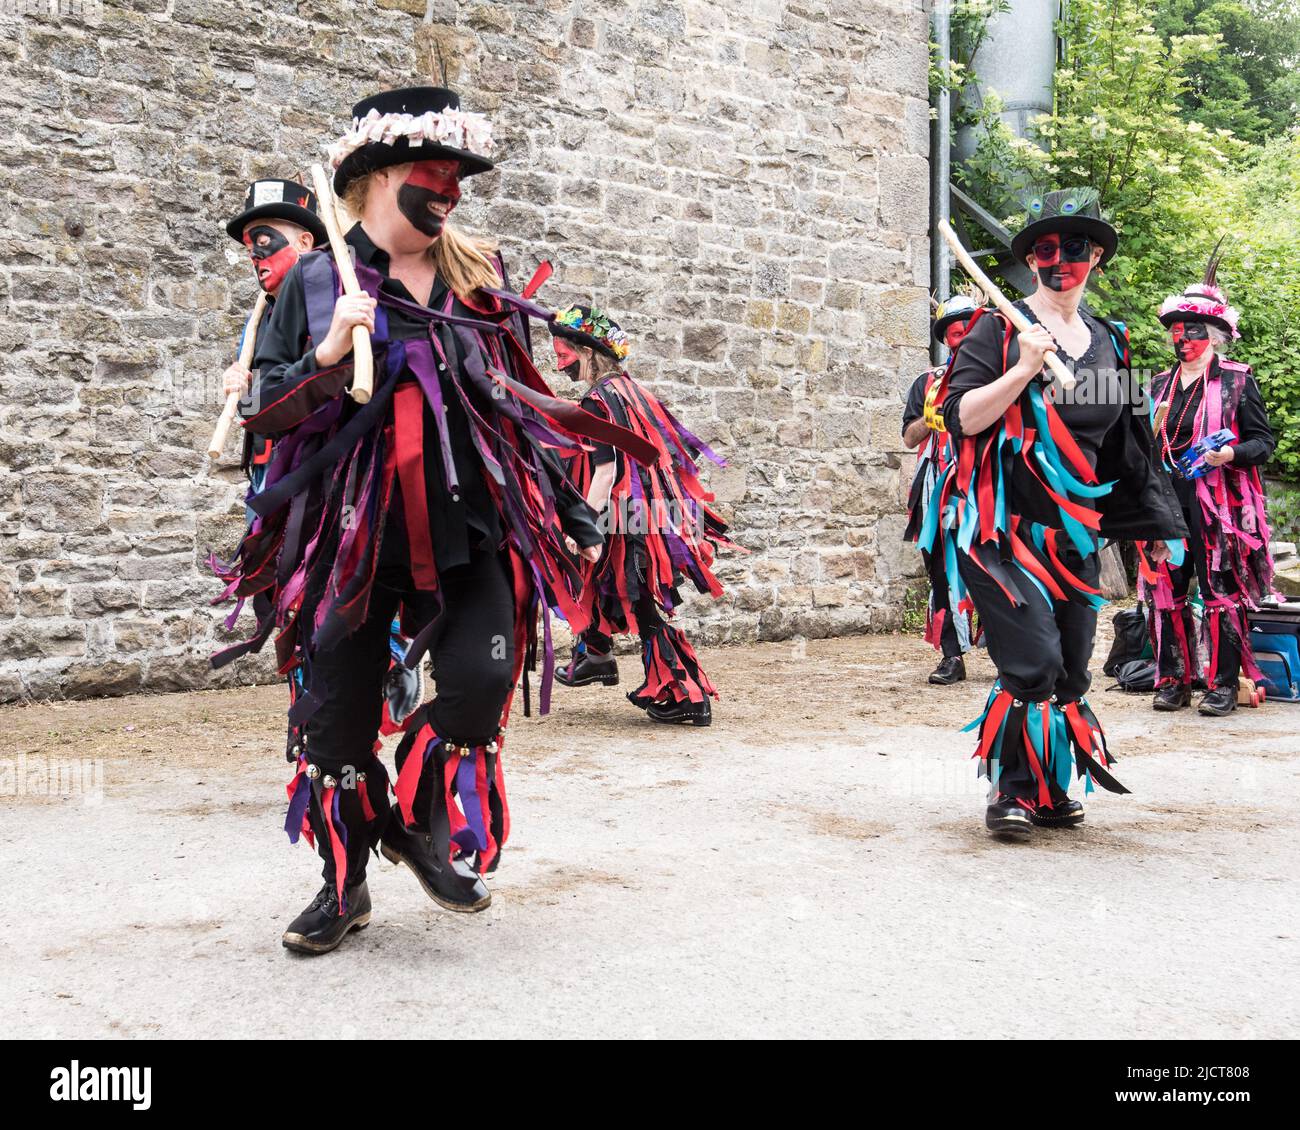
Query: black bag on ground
1111 658 1157 693
1103 608 1150 677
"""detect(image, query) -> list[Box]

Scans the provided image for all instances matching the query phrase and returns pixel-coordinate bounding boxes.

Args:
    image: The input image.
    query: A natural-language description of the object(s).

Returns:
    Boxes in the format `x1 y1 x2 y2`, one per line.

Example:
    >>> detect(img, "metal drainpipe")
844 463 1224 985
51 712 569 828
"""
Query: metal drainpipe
931 0 951 367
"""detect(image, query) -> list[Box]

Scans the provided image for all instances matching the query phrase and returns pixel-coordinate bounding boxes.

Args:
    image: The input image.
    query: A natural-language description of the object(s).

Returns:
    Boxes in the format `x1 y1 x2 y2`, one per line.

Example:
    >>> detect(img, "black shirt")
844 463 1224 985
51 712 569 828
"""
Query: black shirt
1157 357 1275 509
901 371 928 434
248 225 502 567
580 391 616 467
944 301 1124 471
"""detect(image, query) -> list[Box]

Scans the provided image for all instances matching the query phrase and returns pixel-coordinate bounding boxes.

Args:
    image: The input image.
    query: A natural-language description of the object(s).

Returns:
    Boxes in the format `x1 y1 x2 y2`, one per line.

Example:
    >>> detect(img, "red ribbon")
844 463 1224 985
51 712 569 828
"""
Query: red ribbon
393 383 440 591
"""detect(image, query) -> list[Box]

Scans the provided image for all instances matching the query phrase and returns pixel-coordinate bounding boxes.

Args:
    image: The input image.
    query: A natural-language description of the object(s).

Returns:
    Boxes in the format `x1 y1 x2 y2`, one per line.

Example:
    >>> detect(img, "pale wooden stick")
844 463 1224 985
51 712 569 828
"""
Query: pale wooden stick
937 218 1077 392
309 162 373 404
208 290 269 459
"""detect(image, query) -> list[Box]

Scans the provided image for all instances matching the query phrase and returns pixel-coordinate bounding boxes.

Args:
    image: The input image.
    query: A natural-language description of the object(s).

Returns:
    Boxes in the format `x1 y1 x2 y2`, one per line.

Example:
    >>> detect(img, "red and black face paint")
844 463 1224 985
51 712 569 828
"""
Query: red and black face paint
242 224 300 294
397 159 462 238
1170 320 1212 363
1031 233 1094 292
943 318 972 350
552 336 582 381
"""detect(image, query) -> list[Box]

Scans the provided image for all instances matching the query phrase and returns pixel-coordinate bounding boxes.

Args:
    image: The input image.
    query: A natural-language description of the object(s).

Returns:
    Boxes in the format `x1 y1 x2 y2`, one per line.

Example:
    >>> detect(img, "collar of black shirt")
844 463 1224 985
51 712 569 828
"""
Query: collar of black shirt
345 222 450 309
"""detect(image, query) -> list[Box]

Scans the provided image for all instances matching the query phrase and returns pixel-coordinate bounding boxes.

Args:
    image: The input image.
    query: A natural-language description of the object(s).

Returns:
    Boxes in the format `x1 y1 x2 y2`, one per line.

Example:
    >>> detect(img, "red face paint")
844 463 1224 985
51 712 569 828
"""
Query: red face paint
943 319 972 350
242 224 300 295
1170 321 1211 363
398 159 462 237
552 336 582 379
1030 233 1093 292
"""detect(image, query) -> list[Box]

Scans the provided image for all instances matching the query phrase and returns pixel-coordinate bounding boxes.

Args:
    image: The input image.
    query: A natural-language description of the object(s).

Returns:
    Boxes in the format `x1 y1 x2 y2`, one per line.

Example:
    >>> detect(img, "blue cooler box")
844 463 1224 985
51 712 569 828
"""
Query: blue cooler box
1249 607 1300 702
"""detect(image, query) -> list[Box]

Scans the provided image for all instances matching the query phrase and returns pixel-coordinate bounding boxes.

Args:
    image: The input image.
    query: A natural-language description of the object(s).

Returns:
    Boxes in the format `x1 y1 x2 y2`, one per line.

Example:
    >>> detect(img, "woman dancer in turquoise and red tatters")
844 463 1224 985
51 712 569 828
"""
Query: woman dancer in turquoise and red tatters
940 189 1187 838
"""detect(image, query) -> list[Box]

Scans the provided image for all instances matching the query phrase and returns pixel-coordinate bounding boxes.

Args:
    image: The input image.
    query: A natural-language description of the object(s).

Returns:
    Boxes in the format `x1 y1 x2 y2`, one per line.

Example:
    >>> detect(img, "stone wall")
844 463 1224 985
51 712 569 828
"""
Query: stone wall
0 0 932 701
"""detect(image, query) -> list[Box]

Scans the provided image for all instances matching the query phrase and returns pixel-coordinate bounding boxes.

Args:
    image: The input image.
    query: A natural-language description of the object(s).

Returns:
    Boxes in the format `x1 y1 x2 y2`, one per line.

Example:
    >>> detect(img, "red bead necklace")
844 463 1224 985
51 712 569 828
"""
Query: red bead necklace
1158 366 1205 462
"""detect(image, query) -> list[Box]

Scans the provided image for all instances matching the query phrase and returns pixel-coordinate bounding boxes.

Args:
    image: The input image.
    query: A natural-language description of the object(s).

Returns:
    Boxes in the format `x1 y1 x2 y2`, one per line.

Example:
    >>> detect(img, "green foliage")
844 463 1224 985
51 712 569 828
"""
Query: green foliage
1266 474 1300 545
1151 0 1300 145
901 585 929 634
1220 136 1300 476
929 0 1011 119
957 0 1300 477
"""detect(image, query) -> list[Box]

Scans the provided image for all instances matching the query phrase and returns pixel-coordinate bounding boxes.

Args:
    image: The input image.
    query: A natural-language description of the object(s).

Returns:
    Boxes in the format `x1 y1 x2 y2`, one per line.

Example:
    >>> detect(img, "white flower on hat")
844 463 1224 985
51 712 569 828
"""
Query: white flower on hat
326 107 495 169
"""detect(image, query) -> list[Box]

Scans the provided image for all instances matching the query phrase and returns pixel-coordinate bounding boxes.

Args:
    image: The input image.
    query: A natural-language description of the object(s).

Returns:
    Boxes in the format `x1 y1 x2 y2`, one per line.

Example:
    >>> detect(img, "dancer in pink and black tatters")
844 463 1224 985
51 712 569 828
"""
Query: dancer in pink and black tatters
209 89 658 954
1142 245 1278 717
551 305 735 727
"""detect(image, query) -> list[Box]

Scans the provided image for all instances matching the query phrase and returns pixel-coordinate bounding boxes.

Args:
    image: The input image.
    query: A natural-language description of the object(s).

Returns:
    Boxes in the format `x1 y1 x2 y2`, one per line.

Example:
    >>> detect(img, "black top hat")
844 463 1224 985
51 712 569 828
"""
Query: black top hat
330 87 495 197
225 179 328 245
1010 187 1119 269
932 294 985 342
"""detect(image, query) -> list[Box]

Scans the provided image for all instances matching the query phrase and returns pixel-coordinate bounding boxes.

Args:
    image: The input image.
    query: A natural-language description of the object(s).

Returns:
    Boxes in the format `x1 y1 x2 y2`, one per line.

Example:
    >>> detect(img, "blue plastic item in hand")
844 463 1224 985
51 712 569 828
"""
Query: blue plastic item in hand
1176 428 1236 480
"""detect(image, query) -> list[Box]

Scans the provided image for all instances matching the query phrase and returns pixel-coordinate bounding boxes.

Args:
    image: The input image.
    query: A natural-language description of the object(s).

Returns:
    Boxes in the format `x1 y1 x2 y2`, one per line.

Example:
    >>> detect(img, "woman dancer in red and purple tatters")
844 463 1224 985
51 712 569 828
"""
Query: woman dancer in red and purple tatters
209 88 657 953
551 305 735 727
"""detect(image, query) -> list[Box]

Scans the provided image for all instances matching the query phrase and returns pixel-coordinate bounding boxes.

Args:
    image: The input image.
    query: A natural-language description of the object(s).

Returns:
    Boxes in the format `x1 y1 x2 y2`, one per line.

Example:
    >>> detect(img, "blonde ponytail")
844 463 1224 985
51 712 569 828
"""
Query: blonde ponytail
338 169 501 303
429 222 501 303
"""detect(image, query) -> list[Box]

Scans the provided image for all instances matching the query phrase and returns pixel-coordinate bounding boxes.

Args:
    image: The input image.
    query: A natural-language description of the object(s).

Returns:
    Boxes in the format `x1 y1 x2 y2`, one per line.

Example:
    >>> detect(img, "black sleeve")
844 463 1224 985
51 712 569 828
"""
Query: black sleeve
580 393 616 466
1230 375 1275 467
240 261 356 434
941 313 1017 440
243 264 315 419
1094 377 1189 543
901 373 928 433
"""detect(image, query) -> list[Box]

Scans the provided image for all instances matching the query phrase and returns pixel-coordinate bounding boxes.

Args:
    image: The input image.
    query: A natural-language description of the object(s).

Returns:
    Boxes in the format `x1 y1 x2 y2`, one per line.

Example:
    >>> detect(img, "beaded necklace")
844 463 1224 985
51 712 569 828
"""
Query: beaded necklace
1157 364 1205 461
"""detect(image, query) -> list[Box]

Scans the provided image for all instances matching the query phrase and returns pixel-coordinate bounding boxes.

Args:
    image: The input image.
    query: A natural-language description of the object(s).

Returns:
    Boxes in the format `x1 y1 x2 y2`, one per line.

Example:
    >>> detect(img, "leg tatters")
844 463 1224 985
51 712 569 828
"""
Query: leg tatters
628 624 718 709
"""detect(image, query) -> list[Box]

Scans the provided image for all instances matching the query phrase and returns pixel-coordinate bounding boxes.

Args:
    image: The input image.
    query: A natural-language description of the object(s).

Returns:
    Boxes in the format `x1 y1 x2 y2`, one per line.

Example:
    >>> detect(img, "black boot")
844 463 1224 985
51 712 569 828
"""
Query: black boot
1198 686 1237 717
1030 798 1085 828
985 795 1033 838
929 655 966 685
1153 683 1191 711
282 766 379 954
646 696 712 727
282 880 372 955
380 817 491 912
555 647 620 688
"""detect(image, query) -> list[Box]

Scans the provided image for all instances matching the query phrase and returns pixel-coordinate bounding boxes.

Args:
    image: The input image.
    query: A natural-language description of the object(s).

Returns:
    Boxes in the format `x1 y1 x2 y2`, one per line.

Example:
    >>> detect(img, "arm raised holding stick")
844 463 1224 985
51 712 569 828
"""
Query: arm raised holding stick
936 218 1077 392
207 290 268 459
309 161 373 404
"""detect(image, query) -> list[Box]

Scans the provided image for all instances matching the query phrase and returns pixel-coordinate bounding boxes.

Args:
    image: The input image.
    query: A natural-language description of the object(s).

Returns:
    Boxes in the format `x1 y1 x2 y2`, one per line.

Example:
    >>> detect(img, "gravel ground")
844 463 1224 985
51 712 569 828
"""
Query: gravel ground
3 631 1297 1039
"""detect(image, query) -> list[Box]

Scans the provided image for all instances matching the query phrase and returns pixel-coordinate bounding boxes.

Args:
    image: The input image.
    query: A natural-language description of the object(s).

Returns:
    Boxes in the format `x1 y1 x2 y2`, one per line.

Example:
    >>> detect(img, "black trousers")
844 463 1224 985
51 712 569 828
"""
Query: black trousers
583 589 666 655
304 533 516 776
957 546 1100 801
580 536 667 655
922 548 963 659
1154 496 1241 688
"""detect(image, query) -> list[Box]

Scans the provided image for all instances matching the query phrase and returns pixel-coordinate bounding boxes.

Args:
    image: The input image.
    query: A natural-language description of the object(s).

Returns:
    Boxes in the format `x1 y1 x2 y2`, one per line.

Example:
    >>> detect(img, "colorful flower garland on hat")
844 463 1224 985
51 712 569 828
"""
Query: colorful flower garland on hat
555 305 630 361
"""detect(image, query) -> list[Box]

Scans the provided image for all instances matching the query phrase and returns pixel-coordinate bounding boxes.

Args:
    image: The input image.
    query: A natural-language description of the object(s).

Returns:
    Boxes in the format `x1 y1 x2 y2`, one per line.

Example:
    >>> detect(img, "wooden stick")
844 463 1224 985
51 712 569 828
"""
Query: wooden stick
936 218 1077 392
207 290 269 459
309 162 373 404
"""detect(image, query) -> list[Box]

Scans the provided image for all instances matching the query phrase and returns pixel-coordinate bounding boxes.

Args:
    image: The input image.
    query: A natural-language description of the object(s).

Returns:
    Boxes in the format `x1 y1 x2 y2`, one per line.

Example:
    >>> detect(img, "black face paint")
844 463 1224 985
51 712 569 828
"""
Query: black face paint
1031 233 1094 292
553 337 583 381
396 160 462 238
242 224 297 293
1171 320 1212 363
